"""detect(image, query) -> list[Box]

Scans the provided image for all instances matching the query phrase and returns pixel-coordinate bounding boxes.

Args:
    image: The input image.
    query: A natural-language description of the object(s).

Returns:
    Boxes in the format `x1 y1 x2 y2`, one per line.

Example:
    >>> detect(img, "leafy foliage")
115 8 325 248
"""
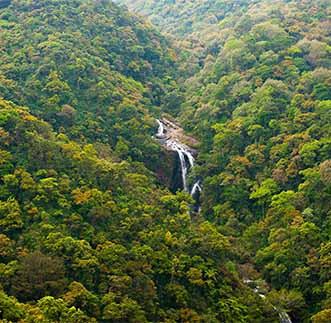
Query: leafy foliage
115 0 250 77
119 0 331 321
0 1 273 322
145 0 331 321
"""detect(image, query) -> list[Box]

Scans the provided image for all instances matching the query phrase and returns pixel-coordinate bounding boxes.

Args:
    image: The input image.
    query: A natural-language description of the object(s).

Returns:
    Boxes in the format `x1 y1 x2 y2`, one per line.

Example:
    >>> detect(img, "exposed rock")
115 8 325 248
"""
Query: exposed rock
159 117 199 155
154 118 201 200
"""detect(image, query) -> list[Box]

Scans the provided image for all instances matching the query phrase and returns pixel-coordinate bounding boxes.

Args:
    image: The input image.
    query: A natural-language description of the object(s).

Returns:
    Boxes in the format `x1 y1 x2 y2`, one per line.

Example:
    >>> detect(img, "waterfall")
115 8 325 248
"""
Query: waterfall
156 119 165 138
166 140 195 192
155 119 201 199
166 140 189 191
185 149 194 168
190 181 202 196
279 312 292 323
243 279 293 323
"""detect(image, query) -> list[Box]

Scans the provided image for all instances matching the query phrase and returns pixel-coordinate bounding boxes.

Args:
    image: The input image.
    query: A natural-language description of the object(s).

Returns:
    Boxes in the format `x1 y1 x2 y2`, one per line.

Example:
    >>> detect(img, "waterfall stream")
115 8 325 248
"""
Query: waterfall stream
156 118 294 322
243 279 293 323
155 119 201 202
156 119 165 138
156 119 294 322
279 312 293 323
190 181 202 196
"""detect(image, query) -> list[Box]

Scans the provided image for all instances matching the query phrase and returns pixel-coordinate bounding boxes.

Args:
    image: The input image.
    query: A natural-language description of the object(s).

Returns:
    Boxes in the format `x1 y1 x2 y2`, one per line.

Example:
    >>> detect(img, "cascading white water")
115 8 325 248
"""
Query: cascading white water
279 312 292 323
166 140 189 191
156 119 165 138
190 181 202 196
185 149 194 168
243 279 293 323
155 119 201 196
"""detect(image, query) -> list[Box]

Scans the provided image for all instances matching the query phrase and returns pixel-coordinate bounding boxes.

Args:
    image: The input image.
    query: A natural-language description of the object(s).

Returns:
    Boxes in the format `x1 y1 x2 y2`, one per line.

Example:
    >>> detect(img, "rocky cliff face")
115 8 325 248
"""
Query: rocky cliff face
153 148 179 191
154 117 200 194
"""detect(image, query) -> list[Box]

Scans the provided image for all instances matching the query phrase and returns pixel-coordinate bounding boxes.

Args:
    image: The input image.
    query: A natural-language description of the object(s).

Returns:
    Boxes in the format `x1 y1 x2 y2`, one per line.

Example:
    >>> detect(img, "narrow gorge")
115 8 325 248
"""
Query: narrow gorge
156 119 294 323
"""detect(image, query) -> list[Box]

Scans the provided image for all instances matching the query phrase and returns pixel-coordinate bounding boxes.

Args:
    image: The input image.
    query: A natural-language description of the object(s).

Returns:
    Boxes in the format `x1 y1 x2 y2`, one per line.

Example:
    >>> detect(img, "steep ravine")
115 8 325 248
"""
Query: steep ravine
243 279 293 323
155 118 293 323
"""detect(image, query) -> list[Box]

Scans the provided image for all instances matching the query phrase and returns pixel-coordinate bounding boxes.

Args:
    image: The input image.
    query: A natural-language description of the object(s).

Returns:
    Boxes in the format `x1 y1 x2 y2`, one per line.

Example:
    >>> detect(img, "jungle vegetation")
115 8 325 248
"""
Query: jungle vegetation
1 0 331 322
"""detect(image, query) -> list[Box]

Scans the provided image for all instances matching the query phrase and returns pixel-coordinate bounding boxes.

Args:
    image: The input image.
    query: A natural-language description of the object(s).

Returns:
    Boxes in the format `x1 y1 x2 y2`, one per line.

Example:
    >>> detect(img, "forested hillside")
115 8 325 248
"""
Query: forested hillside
0 0 277 322
182 2 331 321
0 0 180 168
115 0 250 75
118 0 331 322
2 0 331 322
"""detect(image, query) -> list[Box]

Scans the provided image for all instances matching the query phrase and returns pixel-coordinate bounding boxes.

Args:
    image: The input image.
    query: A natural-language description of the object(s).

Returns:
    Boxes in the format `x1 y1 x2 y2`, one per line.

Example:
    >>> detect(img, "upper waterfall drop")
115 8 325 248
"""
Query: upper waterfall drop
156 119 166 138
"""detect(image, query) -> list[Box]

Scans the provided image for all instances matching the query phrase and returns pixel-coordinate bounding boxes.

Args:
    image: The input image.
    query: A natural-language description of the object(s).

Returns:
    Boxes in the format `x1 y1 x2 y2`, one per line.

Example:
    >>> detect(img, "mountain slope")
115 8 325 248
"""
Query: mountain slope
0 0 183 176
116 0 249 39
0 1 276 322
116 0 250 75
178 0 331 321
119 0 331 321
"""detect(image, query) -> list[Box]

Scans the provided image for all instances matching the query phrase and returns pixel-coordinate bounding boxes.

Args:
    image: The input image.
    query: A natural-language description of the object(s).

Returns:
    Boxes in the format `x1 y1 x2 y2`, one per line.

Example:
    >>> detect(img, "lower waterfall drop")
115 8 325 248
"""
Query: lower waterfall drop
190 181 202 196
243 279 293 323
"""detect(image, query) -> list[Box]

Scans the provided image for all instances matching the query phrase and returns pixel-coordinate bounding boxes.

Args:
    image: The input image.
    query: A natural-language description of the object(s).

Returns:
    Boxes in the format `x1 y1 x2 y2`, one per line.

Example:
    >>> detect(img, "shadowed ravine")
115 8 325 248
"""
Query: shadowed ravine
157 118 293 323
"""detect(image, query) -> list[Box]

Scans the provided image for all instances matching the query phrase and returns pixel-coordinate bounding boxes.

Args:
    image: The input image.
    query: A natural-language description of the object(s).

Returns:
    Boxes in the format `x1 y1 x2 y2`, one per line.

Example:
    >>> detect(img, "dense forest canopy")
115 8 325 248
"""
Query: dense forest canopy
0 0 278 322
1 0 331 322
0 0 181 173
114 0 251 75
118 0 331 322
